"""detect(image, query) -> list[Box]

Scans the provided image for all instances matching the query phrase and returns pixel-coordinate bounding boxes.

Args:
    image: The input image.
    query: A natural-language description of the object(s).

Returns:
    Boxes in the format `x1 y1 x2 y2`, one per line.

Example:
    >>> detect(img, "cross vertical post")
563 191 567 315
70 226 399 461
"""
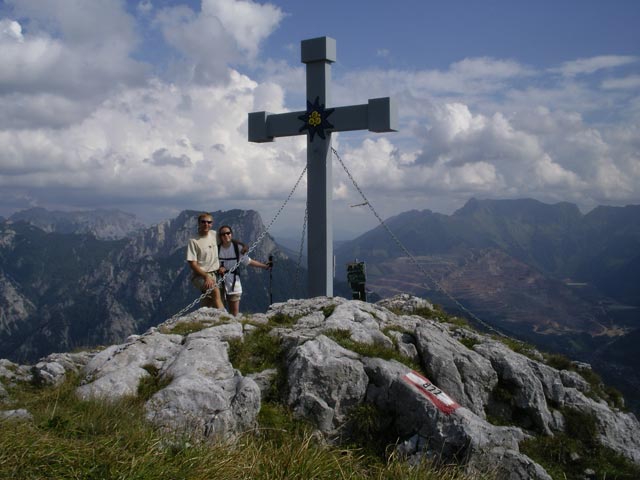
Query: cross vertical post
248 36 397 299
302 37 335 297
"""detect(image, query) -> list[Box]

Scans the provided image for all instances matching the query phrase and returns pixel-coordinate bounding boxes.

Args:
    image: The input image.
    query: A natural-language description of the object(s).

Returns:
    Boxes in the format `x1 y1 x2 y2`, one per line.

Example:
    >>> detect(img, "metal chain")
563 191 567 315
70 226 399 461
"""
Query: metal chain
293 206 308 287
331 147 507 338
168 164 308 321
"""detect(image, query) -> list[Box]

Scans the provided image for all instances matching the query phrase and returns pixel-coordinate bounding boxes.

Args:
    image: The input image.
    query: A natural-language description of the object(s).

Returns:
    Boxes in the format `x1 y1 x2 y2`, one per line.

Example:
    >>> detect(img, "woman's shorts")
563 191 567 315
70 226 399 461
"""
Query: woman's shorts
225 292 242 302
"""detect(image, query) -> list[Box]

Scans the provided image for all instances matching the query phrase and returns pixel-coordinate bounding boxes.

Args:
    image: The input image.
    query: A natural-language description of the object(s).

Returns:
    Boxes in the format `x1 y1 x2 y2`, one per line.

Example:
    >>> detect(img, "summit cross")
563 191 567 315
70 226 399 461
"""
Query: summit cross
248 36 397 298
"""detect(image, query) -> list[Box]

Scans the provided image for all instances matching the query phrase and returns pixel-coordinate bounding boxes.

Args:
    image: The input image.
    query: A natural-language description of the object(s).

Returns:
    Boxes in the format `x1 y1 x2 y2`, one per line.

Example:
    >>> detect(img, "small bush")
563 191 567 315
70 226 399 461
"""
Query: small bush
543 353 573 371
603 385 626 410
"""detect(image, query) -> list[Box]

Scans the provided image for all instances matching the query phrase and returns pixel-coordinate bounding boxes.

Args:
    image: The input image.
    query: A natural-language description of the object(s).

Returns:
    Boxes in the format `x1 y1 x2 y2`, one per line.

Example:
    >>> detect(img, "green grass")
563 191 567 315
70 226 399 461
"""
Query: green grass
543 352 574 371
322 305 336 318
137 364 173 401
160 319 227 336
268 312 305 326
496 337 540 360
458 337 479 350
343 403 395 457
227 324 287 402
325 329 423 373
520 408 640 480
0 376 489 480
227 324 283 375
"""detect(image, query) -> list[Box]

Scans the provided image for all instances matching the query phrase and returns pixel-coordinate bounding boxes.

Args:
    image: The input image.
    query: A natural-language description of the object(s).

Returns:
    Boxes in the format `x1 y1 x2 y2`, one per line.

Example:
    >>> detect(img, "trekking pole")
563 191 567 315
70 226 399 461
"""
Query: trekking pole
268 255 273 304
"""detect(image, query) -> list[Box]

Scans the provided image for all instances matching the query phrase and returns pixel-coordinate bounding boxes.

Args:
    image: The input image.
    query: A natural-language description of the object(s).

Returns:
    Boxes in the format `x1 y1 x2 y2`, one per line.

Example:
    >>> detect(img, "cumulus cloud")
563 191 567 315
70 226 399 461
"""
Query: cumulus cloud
144 148 192 167
154 0 283 84
0 0 638 238
0 71 308 215
0 1 148 128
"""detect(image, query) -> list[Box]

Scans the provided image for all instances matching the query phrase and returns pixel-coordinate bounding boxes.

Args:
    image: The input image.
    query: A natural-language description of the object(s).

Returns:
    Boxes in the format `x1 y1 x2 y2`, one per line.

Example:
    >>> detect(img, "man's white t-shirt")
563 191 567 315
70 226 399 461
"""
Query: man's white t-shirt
186 230 220 276
218 243 251 294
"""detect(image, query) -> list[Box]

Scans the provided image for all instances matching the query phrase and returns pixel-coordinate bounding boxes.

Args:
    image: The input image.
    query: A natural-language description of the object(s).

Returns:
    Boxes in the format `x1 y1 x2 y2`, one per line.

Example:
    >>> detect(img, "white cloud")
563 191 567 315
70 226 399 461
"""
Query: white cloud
0 71 308 214
0 1 148 128
0 1 638 237
601 75 640 90
552 55 638 77
0 18 22 41
201 0 283 58
450 57 531 80
155 0 283 84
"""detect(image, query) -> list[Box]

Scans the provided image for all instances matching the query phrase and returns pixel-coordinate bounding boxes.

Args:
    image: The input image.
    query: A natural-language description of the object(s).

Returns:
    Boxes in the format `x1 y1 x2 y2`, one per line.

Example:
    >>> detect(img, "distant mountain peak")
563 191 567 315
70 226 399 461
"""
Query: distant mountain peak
453 197 582 224
8 207 145 240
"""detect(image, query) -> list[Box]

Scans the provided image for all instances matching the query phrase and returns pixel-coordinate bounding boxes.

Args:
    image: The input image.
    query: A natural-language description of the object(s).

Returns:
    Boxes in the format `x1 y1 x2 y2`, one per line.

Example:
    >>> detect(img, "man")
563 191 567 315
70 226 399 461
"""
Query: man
186 213 223 309
217 225 271 316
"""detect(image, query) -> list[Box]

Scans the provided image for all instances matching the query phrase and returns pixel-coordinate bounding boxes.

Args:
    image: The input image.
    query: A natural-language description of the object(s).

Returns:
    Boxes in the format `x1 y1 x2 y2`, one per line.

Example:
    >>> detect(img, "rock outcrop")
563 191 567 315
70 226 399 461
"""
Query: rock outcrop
2 295 639 479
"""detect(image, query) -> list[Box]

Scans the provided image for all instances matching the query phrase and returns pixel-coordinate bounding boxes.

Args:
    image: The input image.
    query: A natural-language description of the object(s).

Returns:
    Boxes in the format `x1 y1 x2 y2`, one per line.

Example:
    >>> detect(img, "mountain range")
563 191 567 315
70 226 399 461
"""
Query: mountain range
8 207 145 240
336 197 640 411
1 199 639 412
0 208 314 363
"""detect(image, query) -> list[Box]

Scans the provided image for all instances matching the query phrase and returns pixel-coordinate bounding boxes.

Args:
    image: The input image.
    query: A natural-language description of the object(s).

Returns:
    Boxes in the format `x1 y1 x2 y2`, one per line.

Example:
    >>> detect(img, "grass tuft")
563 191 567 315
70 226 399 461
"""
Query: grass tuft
227 324 282 375
325 329 423 373
322 305 336 318
161 320 214 336
268 312 304 327
458 337 479 350
137 364 173 401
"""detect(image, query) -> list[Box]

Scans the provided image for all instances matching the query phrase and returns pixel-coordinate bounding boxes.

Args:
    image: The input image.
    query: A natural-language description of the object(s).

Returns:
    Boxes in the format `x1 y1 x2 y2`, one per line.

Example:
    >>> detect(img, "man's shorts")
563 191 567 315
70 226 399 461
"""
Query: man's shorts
191 273 219 293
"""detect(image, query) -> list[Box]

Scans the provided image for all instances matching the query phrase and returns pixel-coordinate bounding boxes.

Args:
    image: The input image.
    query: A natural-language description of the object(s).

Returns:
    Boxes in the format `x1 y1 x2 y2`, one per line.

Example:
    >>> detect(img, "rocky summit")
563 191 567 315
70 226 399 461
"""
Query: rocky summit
2 294 639 479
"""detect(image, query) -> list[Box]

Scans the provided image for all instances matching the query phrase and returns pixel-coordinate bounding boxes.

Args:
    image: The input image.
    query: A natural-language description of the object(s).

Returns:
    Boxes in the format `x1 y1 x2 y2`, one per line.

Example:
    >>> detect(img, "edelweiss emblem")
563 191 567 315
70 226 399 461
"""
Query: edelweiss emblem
298 96 334 141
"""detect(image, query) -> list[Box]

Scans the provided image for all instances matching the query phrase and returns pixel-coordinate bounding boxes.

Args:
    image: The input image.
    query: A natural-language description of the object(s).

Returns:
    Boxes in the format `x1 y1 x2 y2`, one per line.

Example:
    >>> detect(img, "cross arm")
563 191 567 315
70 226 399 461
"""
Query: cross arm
248 97 397 143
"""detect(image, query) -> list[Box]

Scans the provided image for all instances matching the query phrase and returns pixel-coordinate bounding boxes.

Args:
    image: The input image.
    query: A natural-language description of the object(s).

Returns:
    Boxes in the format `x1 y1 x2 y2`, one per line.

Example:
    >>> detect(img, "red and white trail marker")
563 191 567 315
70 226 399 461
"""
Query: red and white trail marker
402 371 460 415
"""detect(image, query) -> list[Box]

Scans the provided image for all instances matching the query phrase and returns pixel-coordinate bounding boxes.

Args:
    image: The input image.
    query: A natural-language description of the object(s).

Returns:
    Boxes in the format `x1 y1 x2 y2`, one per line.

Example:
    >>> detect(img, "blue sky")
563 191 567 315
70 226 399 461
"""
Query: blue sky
1 0 639 239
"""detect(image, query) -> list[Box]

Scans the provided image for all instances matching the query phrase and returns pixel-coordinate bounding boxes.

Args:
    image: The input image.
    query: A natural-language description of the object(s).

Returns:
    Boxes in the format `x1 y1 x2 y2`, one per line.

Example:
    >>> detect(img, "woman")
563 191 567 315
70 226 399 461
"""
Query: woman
217 225 271 316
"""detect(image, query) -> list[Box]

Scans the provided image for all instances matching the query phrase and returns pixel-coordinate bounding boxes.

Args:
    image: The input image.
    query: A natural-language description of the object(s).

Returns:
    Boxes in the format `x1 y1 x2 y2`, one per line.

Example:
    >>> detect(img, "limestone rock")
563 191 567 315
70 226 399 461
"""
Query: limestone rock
2 293 639 479
146 331 260 441
76 331 183 401
76 310 260 442
286 335 368 432
414 322 498 418
32 351 96 386
0 408 32 422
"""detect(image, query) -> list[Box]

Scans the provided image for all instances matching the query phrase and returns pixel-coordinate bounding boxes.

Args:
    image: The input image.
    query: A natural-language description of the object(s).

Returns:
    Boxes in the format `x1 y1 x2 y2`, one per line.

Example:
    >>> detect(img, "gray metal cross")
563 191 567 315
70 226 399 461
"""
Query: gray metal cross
248 36 397 298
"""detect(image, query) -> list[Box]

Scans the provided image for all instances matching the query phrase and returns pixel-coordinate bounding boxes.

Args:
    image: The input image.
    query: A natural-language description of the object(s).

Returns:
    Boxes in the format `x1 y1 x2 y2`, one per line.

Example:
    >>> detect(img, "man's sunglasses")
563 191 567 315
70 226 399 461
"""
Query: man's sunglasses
200 220 213 224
